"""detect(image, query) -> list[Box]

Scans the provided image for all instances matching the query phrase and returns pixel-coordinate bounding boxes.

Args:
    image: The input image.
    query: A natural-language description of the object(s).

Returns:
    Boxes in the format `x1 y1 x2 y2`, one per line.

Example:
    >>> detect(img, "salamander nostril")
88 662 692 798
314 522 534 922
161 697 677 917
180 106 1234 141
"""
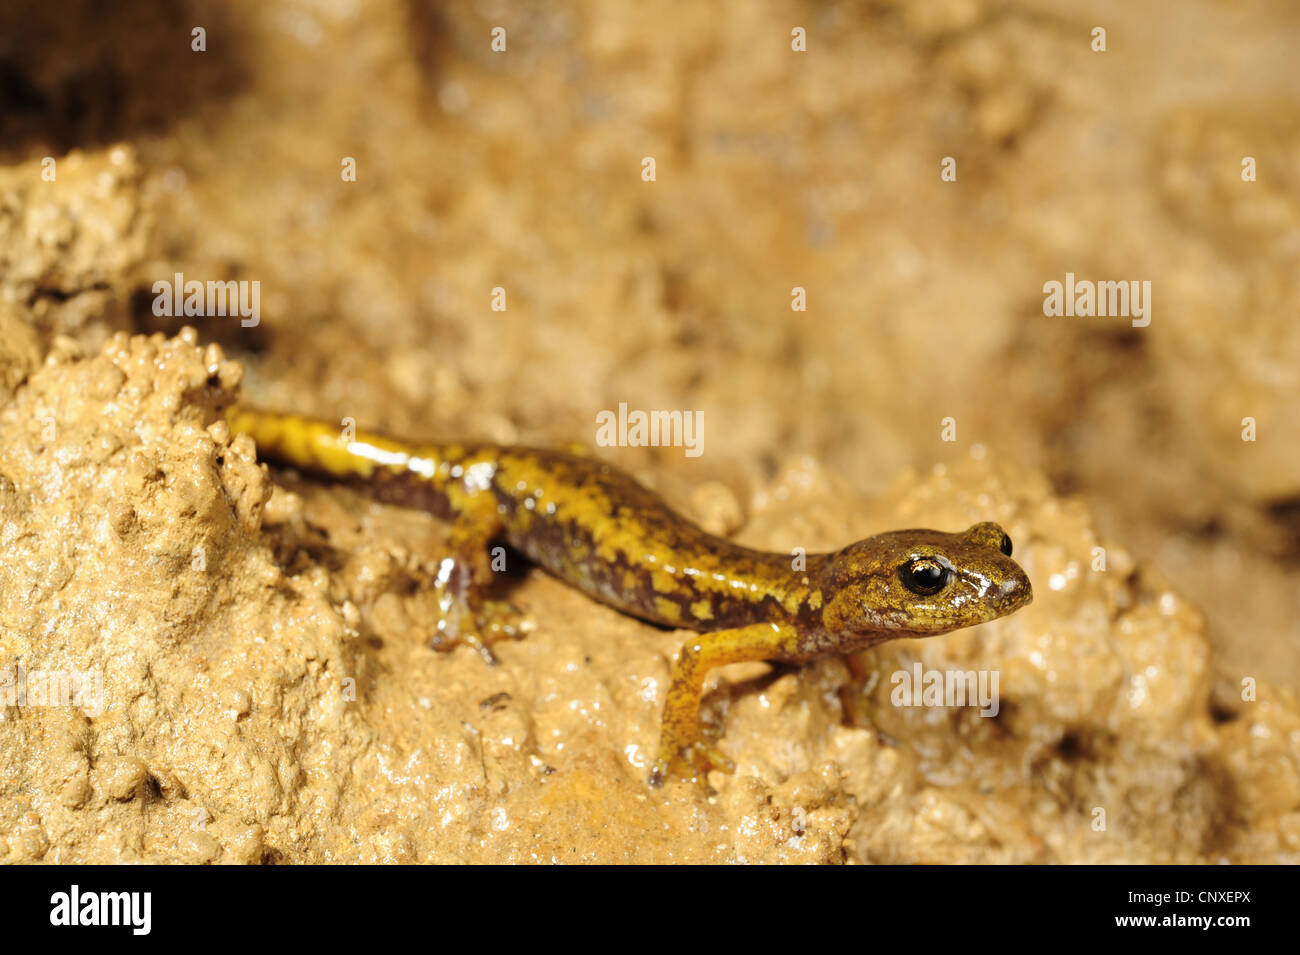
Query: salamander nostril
999 573 1033 609
1000 533 1013 557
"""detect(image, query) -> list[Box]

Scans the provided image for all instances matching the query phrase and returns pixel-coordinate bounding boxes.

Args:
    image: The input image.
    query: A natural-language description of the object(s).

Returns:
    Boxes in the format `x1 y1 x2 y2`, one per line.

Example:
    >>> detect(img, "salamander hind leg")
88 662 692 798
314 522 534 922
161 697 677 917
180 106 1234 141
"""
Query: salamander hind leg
650 622 800 790
429 499 523 665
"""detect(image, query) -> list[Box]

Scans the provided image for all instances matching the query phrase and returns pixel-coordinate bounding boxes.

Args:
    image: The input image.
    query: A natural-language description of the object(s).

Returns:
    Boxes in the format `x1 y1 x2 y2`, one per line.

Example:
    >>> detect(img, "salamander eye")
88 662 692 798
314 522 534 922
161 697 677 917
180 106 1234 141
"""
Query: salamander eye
1000 533 1013 557
899 558 949 596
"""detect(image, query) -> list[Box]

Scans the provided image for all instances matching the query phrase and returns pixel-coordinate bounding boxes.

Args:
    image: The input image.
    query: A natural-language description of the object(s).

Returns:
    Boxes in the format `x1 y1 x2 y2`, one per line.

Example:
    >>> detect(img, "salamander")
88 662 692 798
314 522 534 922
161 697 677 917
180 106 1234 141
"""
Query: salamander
226 408 1033 787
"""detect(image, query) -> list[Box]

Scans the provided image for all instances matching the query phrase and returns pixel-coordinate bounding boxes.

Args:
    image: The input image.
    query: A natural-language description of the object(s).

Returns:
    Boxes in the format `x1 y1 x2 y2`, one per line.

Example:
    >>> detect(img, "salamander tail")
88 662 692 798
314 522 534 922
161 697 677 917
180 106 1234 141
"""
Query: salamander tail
227 407 415 481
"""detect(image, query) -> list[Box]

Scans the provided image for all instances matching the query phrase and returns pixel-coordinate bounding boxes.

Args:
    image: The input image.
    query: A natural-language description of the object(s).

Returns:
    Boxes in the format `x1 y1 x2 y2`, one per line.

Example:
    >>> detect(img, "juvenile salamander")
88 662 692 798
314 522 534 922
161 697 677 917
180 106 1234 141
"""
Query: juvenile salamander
227 408 1033 787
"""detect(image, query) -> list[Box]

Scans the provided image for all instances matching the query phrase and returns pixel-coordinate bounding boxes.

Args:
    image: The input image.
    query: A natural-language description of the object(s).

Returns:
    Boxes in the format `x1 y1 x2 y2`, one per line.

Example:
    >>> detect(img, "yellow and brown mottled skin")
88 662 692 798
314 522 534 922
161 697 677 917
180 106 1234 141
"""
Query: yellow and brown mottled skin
227 409 1033 788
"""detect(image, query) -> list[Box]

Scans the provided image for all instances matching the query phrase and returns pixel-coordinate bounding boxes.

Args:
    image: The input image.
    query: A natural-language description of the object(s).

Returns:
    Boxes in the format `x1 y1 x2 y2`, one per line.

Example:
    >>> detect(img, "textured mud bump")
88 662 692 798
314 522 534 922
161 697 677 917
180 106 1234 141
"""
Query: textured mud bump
0 329 358 863
0 144 148 344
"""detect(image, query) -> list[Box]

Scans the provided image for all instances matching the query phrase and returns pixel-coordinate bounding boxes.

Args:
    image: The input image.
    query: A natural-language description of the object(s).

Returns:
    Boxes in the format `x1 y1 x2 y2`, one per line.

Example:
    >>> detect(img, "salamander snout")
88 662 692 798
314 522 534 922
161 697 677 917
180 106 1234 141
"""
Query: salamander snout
959 522 1032 616
989 557 1033 614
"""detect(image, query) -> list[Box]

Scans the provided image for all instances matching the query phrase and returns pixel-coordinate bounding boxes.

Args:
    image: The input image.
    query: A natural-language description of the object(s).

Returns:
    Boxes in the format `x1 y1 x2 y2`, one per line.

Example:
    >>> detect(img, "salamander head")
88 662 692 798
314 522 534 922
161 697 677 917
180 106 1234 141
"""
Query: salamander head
819 522 1032 638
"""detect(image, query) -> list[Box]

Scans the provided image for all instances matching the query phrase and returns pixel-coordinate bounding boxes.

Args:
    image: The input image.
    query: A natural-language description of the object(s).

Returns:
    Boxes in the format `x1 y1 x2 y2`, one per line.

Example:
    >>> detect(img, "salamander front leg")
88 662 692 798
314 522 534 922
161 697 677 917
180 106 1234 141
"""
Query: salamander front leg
430 500 522 664
650 622 800 789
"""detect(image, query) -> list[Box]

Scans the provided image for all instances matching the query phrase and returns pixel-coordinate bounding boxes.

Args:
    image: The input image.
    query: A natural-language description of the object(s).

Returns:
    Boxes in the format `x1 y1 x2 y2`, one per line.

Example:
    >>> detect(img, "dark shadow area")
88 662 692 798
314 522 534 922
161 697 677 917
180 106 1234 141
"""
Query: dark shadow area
0 0 249 158
402 0 452 95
